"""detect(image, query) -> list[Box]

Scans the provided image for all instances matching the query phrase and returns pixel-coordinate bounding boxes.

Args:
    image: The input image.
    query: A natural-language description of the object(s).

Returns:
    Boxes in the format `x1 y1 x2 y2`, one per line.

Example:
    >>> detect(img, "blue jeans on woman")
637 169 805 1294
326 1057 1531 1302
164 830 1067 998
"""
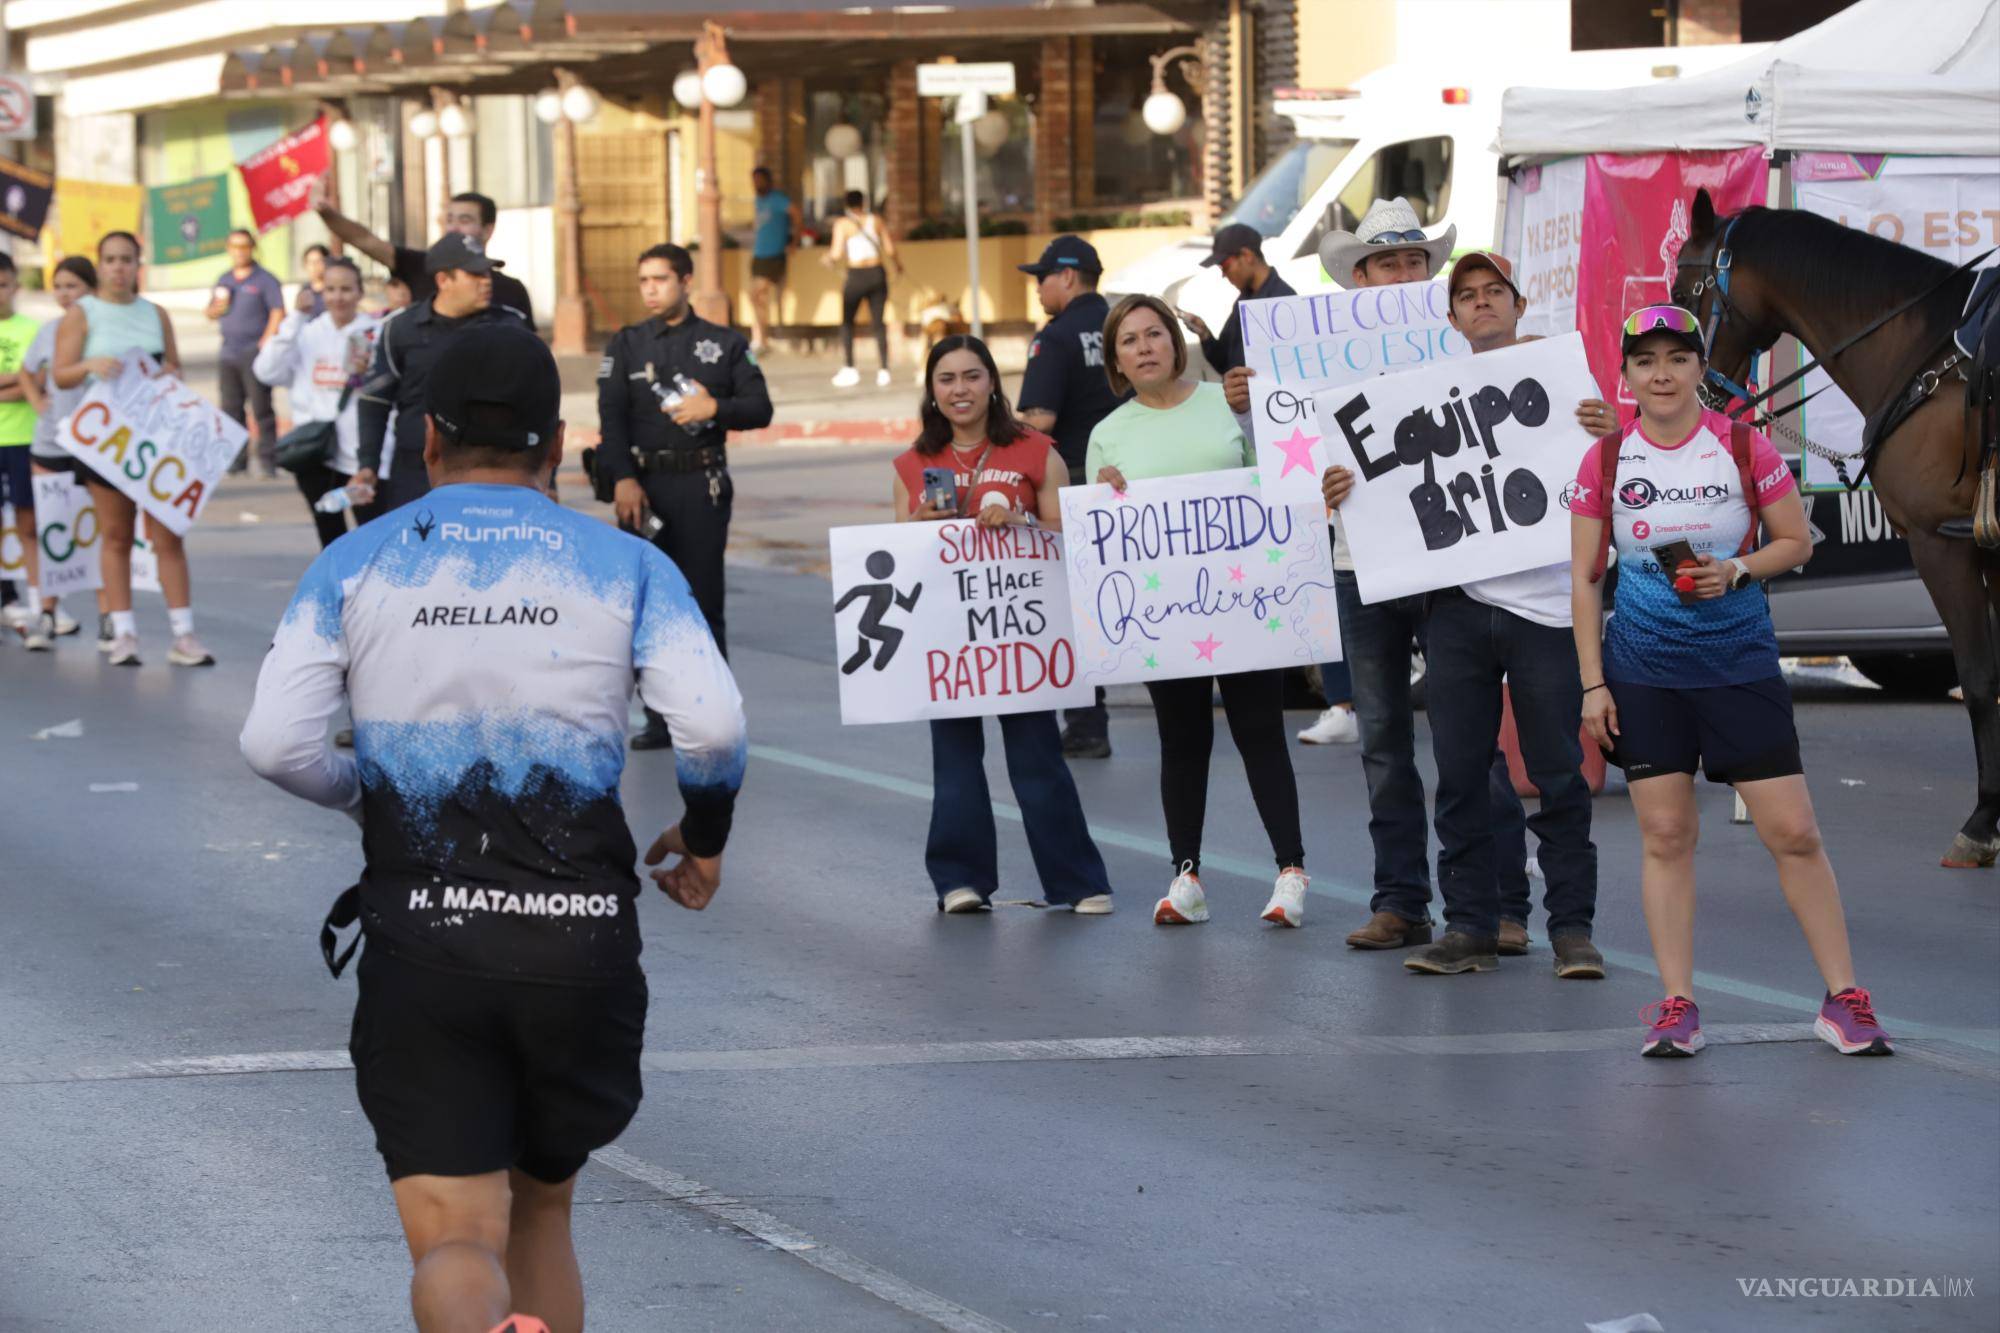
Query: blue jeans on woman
926 711 1112 905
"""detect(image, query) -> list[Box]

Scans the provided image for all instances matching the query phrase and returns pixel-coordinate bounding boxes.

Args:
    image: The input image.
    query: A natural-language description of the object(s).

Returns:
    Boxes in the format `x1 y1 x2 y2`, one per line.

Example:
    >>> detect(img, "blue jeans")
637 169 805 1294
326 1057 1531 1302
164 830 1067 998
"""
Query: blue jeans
926 711 1111 904
1335 570 1433 921
1424 590 1598 940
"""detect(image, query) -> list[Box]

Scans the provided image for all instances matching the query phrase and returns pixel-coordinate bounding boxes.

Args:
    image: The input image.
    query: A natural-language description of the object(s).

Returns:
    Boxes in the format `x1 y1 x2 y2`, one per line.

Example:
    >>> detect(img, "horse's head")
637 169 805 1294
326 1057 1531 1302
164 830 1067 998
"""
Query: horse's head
1672 188 1783 410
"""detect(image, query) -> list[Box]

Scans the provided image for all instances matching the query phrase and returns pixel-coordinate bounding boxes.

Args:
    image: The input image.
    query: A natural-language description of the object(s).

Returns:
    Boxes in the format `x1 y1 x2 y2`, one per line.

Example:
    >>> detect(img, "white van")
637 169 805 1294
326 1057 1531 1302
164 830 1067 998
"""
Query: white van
1107 47 1766 332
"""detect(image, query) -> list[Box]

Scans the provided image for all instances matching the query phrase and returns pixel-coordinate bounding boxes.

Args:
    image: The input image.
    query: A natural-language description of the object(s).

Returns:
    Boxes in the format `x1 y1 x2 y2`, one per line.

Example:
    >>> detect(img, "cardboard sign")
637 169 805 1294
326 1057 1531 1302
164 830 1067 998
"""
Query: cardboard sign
56 354 247 536
1058 467 1339 686
3 478 155 596
1315 333 1599 604
239 117 329 233
829 518 1092 724
1238 282 1472 505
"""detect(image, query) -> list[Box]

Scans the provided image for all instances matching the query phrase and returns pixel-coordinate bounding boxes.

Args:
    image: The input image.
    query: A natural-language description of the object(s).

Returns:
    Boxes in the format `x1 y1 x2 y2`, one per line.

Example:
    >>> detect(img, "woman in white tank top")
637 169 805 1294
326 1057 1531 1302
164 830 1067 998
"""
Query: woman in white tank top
823 190 901 388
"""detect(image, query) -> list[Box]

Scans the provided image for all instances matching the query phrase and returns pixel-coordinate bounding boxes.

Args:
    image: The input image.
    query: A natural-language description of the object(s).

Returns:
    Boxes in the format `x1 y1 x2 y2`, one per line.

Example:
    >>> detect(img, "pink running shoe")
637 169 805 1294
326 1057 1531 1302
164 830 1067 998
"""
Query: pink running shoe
1639 996 1703 1057
1815 986 1895 1056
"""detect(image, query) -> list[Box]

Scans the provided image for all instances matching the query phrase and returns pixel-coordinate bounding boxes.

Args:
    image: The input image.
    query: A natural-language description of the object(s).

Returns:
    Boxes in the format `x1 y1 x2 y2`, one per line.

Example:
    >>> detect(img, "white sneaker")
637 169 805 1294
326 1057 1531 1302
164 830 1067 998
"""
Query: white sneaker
1071 894 1114 915
168 633 216 667
1297 706 1360 745
0 603 26 632
1261 868 1309 927
1153 866 1208 925
832 366 861 388
107 633 141 666
939 887 988 913
52 608 80 636
875 368 893 387
22 612 54 651
96 614 116 654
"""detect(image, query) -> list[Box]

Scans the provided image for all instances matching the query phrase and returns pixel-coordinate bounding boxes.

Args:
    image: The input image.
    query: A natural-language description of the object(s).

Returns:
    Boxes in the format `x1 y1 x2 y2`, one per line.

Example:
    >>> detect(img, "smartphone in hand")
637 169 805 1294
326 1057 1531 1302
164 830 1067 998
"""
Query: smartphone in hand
1651 539 1701 604
920 466 958 514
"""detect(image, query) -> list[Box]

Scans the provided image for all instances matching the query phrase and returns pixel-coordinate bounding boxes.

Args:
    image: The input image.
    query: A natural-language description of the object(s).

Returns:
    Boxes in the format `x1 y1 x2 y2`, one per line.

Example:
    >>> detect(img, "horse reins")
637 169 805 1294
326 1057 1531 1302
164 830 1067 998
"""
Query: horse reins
1677 219 1993 487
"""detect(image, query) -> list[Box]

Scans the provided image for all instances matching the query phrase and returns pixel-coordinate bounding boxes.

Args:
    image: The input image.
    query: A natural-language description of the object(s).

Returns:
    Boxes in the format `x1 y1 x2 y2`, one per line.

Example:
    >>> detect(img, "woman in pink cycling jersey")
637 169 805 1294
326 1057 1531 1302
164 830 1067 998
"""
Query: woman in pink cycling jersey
1568 305 1891 1060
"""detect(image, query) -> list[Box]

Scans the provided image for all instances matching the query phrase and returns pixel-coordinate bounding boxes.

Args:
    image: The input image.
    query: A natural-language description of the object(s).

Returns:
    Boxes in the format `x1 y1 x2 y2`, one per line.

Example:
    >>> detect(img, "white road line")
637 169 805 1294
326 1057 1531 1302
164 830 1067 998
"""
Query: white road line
590 1145 1018 1333
9 1023 1992 1086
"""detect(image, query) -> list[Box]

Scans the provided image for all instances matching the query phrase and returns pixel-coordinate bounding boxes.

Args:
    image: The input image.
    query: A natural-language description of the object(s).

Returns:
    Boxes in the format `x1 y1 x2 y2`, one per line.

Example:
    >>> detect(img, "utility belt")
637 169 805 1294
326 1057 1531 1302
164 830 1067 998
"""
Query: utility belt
632 444 727 475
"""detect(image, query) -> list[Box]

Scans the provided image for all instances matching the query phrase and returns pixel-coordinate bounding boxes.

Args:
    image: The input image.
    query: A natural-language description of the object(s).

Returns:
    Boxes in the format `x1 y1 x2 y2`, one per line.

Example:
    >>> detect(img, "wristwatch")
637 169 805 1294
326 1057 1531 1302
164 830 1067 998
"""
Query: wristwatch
1727 558 1753 591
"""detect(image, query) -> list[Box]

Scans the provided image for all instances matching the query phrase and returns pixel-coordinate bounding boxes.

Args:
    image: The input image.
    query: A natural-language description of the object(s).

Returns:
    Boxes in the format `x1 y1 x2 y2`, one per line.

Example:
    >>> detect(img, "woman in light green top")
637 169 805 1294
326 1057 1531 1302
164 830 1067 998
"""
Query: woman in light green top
53 230 211 669
1084 294 1309 932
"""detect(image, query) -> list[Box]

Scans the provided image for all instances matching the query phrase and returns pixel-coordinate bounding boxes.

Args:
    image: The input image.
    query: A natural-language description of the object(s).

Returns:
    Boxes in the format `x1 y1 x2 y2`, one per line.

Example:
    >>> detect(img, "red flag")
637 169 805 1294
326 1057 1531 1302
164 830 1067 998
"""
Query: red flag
238 117 330 234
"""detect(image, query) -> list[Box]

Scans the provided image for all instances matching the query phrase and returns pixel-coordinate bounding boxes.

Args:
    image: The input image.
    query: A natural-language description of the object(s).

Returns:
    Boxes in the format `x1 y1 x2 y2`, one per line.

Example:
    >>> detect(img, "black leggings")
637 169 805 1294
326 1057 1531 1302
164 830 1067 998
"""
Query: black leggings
292 458 353 549
840 267 889 369
1144 669 1304 874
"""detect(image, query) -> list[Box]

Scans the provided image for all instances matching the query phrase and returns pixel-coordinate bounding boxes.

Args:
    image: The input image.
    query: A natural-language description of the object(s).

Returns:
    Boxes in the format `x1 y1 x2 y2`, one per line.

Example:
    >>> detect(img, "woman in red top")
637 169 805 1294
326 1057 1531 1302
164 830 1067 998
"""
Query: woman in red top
890 335 1113 915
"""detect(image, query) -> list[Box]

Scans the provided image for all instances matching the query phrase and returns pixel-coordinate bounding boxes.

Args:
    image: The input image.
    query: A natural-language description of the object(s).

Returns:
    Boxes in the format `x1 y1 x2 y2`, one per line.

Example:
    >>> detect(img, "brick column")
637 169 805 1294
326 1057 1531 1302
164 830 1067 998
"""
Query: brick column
1033 37 1076 234
1678 0 1741 44
1072 35 1095 211
885 59 922 238
782 78 807 200
1201 21 1231 227
756 80 784 175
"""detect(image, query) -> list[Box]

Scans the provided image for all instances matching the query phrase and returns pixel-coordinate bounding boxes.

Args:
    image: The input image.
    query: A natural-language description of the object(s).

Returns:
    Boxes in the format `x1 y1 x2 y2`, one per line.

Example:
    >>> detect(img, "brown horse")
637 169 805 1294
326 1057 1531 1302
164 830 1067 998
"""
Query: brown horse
1674 188 1996 868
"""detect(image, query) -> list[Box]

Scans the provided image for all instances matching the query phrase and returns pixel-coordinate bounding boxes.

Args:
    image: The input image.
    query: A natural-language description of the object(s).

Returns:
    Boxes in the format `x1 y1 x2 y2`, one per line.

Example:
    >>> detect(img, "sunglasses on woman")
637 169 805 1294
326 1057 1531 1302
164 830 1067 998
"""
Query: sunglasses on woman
1622 305 1701 336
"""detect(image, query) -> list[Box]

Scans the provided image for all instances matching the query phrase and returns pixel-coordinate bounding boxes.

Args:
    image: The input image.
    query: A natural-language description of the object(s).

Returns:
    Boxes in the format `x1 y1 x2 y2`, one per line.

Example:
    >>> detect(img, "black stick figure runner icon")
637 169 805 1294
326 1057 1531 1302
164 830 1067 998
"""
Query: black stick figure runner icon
834 549 922 674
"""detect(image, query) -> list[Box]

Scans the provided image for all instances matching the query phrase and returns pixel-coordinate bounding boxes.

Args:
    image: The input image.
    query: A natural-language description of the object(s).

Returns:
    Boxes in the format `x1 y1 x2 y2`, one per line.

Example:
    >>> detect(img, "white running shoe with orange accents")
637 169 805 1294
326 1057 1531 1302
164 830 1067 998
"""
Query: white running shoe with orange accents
1261 868 1308 927
1153 866 1208 925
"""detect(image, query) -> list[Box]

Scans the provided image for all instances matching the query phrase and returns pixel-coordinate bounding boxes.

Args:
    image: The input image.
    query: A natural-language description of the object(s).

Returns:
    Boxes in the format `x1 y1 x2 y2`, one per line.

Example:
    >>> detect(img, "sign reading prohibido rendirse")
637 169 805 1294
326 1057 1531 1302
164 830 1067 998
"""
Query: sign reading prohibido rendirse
1058 468 1339 687
1313 332 1600 604
1237 280 1472 506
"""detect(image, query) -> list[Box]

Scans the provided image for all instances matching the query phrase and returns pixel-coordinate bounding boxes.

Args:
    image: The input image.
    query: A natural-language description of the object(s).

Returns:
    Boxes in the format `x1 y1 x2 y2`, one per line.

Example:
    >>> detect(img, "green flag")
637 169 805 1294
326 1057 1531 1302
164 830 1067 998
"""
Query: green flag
147 174 231 265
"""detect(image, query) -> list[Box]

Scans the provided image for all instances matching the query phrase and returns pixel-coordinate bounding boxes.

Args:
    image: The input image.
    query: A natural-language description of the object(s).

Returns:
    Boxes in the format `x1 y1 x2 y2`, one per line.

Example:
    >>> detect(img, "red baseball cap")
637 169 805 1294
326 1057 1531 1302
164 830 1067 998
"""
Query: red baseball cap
1448 250 1519 299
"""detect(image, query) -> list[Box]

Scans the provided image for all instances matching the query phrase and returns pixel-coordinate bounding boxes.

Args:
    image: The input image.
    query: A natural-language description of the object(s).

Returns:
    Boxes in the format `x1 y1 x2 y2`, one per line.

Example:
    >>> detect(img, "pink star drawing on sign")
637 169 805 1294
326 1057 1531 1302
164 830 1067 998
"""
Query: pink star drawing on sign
1192 633 1222 662
1227 564 1246 583
1273 425 1320 478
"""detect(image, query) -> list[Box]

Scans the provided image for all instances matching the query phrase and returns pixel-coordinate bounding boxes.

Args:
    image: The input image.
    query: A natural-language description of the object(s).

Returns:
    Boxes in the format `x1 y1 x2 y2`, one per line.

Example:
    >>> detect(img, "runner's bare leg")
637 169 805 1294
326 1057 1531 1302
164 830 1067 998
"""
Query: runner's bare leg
144 513 191 610
506 1169 583 1333
392 1171 513 1333
92 483 135 613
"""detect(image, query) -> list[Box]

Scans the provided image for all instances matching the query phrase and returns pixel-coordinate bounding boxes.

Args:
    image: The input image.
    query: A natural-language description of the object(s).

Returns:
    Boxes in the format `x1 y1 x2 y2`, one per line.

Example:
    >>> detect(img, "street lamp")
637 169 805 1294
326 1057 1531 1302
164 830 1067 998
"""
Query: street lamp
690 20 746 326
1143 44 1203 137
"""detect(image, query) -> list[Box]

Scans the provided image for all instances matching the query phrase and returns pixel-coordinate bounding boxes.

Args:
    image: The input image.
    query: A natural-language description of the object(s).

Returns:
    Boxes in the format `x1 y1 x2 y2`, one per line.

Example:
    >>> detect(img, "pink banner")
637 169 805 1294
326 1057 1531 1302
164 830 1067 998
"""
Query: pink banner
1576 149 1768 413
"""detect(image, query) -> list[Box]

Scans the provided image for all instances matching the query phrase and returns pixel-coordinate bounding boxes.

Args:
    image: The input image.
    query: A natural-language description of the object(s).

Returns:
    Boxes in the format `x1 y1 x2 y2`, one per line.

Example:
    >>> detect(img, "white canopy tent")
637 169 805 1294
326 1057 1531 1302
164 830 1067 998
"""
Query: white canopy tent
1496 0 2000 158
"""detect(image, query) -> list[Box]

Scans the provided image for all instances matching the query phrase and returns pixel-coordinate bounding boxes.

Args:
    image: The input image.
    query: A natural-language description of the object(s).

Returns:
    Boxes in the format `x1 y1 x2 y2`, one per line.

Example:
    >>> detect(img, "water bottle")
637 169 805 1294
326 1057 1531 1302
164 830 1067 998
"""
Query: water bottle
313 488 354 514
653 373 713 429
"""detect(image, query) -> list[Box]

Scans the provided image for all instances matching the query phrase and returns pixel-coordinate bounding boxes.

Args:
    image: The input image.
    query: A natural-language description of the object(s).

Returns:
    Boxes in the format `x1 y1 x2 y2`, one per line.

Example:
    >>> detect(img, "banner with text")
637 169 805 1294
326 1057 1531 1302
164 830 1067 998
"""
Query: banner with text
239 117 328 234
148 174 232 265
5 483 155 595
1059 468 1339 686
830 519 1092 724
56 354 247 536
1315 333 1599 603
1238 281 1472 505
1500 156 1588 340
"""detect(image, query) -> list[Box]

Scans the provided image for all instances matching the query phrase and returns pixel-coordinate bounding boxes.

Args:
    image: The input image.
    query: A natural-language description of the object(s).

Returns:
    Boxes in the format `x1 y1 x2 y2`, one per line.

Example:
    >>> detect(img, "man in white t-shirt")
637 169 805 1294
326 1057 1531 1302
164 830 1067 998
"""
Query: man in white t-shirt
1322 250 1616 977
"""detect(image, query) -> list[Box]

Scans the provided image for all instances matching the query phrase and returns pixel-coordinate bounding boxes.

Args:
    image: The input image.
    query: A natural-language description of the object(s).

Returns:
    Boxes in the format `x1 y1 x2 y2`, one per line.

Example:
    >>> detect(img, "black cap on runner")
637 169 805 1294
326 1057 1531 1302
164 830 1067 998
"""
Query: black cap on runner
427 324 561 450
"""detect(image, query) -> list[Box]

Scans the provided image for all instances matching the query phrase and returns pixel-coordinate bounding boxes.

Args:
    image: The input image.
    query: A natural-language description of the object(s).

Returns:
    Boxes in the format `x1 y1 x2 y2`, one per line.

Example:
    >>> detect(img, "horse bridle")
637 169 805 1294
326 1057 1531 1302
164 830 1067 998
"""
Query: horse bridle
1674 215 1781 410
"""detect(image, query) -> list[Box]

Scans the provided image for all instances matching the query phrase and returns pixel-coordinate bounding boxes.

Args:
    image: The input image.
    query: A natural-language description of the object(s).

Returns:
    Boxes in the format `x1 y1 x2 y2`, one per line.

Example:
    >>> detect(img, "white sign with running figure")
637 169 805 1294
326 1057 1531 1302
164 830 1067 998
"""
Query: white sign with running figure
1315 333 1599 603
1238 281 1473 505
829 517 1091 725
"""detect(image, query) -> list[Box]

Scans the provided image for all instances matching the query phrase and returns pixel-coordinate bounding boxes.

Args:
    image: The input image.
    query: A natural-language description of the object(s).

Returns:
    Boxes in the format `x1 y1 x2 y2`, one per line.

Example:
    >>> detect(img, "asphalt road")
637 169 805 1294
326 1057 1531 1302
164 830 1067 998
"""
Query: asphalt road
1 465 1996 1333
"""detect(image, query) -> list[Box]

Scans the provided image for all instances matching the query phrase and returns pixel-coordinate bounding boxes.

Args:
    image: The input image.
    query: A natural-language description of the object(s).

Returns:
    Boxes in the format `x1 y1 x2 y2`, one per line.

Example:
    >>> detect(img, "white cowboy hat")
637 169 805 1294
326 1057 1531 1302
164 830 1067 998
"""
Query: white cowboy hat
1318 196 1457 289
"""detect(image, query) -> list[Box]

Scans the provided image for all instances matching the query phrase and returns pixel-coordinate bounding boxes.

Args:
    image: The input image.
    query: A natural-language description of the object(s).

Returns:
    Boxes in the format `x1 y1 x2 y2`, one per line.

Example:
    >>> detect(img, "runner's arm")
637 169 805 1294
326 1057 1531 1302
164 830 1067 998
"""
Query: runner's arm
241 555 362 821
52 308 97 388
634 551 748 858
155 308 181 378
252 312 304 388
0 372 22 402
313 197 397 270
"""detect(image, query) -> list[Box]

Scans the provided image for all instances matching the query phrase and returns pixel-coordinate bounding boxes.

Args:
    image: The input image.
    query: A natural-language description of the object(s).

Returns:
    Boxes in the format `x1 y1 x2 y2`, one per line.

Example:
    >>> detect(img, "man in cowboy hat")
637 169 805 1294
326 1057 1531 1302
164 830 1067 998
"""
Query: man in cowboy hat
1317 195 1456 290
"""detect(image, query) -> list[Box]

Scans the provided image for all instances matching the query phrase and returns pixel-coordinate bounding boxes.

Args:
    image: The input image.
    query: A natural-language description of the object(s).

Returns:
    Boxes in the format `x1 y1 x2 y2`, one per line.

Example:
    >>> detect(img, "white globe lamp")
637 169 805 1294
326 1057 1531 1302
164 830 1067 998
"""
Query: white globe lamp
409 107 439 140
438 102 471 140
973 109 1010 156
1142 90 1186 137
672 69 704 111
328 118 358 152
701 63 747 109
533 89 563 124
560 83 600 124
823 123 863 160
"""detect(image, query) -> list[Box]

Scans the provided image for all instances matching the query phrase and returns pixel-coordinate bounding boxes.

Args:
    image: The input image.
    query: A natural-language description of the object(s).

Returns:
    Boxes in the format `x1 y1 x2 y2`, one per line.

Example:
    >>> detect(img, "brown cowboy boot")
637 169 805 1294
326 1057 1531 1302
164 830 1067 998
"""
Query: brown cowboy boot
1345 911 1434 950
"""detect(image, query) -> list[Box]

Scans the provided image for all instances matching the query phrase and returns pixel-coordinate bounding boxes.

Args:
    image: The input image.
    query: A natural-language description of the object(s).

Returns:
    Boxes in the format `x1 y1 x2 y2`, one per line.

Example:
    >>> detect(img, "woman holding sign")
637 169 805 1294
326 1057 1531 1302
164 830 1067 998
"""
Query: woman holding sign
52 231 211 669
891 335 1114 916
1569 305 1891 1059
1087 294 1309 929
17 255 103 649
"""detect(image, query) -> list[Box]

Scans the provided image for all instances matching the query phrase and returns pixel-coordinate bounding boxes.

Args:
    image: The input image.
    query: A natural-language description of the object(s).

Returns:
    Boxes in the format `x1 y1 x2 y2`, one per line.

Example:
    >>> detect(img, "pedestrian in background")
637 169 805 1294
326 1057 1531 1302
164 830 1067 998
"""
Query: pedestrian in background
892 334 1113 915
1087 294 1308 929
315 184 535 328
207 228 284 476
1179 221 1295 379
1015 234 1126 760
597 242 773 749
16 255 99 649
254 256 380 547
53 231 211 668
1571 305 1892 1059
747 165 799 357
296 242 329 319
825 190 900 389
0 253 43 646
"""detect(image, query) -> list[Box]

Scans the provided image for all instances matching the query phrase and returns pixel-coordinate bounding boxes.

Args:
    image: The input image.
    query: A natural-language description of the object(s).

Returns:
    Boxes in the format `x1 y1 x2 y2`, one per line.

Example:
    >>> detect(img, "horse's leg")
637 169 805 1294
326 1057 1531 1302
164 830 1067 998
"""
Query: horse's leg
1903 527 2000 865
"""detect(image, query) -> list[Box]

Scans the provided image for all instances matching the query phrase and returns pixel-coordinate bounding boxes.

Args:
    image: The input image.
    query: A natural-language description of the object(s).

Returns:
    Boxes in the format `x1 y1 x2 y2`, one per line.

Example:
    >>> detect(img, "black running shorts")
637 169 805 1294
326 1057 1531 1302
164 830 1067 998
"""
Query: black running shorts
1603 675 1804 785
349 945 647 1182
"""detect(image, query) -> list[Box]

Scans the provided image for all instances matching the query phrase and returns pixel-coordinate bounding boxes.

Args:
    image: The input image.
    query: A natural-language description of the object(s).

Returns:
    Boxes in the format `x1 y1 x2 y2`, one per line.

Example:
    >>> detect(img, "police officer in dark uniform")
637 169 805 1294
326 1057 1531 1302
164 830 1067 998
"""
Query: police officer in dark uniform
1016 235 1128 759
355 233 522 515
598 242 773 750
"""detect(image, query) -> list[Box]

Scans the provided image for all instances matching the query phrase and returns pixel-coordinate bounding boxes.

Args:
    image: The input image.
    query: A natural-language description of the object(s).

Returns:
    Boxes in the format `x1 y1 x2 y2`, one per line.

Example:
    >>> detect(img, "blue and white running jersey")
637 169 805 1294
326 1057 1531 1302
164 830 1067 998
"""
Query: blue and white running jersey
242 483 747 982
